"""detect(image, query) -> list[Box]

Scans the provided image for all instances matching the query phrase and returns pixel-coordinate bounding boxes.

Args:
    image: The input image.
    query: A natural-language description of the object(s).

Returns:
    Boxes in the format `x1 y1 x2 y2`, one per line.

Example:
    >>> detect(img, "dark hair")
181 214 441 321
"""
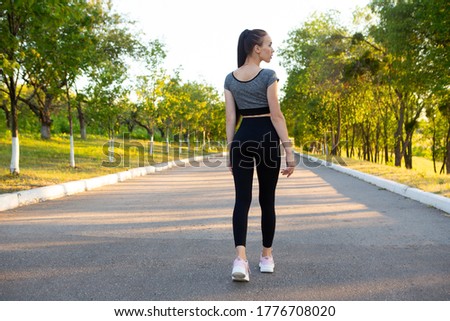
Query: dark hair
237 29 268 67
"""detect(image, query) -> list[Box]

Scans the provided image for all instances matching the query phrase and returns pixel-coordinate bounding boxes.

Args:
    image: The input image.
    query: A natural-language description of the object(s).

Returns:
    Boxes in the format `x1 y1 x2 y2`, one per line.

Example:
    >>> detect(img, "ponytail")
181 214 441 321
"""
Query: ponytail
237 29 267 67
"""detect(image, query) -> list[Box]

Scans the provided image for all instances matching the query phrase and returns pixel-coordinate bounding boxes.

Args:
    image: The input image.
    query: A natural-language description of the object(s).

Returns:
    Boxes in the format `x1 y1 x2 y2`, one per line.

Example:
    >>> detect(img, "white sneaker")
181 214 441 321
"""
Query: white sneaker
259 254 275 273
232 258 250 282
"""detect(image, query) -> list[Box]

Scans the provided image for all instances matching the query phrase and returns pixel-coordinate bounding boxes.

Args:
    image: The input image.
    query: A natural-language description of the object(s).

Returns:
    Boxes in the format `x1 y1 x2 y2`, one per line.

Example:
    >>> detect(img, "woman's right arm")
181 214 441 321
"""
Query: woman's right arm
224 89 237 169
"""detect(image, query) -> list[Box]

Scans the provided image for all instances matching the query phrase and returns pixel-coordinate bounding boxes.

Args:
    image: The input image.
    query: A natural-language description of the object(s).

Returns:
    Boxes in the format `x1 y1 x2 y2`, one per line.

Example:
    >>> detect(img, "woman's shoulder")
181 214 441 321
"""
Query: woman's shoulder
224 71 236 82
261 69 279 85
224 71 235 90
261 68 277 77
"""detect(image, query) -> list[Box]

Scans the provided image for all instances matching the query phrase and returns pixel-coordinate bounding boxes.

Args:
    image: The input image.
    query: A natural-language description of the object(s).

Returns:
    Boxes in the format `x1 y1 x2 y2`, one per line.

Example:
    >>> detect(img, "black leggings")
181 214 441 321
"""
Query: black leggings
230 117 281 248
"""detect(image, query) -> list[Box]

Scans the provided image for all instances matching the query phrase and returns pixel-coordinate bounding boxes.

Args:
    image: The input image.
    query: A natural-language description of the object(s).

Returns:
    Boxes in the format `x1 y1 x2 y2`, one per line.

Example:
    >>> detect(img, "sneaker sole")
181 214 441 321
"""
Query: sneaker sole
259 263 274 273
232 272 249 282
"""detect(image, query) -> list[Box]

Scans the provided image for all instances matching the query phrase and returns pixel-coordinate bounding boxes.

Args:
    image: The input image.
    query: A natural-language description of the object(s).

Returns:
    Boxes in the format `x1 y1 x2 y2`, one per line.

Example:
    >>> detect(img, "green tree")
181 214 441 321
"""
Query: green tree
85 60 128 164
370 0 449 169
1 0 152 172
182 81 223 148
135 73 165 155
279 12 352 156
133 40 166 155
0 0 66 173
156 72 187 154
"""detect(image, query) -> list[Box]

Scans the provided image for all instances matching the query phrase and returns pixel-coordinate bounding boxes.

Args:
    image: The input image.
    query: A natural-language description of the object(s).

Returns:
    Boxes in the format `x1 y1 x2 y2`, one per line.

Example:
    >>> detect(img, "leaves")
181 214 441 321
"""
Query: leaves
280 1 449 170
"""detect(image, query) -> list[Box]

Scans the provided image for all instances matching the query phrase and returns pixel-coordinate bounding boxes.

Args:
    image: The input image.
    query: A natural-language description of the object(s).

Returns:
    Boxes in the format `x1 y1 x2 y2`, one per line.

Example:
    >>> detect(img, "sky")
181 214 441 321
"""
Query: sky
111 0 371 92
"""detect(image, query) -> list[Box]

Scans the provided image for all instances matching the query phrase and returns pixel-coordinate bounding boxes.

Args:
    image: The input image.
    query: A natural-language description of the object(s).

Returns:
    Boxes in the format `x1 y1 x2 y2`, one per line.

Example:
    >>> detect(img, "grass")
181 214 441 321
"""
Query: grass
0 133 219 194
312 153 450 198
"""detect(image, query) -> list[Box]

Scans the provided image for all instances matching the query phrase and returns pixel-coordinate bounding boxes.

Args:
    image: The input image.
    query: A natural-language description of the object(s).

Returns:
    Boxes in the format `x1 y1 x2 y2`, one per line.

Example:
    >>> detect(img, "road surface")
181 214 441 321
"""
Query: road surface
1 155 449 300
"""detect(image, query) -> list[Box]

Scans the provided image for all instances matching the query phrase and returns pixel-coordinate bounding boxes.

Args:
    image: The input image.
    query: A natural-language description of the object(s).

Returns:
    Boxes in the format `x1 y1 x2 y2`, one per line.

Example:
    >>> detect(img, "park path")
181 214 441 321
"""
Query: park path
0 155 449 300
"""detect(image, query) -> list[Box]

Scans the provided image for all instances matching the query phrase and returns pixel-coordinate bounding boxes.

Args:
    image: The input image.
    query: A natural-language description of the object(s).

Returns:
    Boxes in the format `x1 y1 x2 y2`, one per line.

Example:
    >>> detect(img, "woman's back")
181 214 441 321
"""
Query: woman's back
224 68 278 116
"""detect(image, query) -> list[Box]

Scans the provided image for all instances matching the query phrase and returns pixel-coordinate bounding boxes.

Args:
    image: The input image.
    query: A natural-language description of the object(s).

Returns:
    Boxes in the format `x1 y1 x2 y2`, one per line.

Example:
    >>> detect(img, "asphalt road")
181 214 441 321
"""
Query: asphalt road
1 155 449 300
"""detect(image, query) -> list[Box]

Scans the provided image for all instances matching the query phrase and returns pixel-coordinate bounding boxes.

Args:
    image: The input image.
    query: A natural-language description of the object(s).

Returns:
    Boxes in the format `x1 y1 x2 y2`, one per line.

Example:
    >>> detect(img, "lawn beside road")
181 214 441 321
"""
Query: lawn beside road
312 154 450 198
0 134 214 194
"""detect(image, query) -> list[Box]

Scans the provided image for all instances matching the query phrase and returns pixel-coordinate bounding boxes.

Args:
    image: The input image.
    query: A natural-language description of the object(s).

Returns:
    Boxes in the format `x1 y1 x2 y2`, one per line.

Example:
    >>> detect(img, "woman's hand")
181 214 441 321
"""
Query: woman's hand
281 164 295 178
281 149 295 178
227 159 233 174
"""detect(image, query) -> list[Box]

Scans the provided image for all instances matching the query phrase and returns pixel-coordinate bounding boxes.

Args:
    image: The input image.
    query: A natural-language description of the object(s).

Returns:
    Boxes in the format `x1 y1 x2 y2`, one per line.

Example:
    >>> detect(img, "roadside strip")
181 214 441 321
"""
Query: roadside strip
300 153 450 214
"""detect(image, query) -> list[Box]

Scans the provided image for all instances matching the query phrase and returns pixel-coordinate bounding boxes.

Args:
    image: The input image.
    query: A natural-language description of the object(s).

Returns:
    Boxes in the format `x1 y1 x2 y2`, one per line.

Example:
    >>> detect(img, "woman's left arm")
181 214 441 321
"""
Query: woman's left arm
267 81 290 144
267 81 295 177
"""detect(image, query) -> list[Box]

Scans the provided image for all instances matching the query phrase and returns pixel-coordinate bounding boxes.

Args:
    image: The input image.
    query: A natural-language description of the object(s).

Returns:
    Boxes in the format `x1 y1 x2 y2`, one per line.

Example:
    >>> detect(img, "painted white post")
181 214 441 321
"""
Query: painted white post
166 127 170 155
10 136 20 174
149 134 154 156
69 135 75 168
109 139 115 163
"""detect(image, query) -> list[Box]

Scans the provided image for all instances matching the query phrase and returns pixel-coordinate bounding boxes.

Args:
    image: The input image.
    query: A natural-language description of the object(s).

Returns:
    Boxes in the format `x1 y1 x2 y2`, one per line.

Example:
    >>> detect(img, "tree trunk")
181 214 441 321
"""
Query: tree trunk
445 125 450 174
432 120 437 173
187 129 190 152
404 140 413 169
403 120 417 169
69 135 75 167
166 126 170 155
134 120 154 154
383 104 390 164
149 128 156 158
350 123 356 158
22 92 54 140
5 1 20 174
40 92 54 140
76 99 87 140
9 83 20 174
107 126 115 164
11 136 20 174
331 104 341 156
374 121 380 163
80 125 87 141
345 127 349 158
109 139 115 163
149 132 154 156
394 92 405 167
178 124 183 155
363 123 371 162
67 86 75 168
1 100 11 129
40 123 51 140
384 144 389 164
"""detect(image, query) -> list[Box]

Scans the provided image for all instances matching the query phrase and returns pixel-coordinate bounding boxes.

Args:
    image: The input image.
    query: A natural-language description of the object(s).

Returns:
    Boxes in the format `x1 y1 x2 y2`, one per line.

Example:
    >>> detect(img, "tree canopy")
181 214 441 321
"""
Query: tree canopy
279 0 449 172
1 0 225 173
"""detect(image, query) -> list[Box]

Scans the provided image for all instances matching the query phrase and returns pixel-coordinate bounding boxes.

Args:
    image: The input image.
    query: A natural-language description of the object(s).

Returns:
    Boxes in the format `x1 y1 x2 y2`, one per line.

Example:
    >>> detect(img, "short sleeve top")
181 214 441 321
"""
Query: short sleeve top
224 69 279 116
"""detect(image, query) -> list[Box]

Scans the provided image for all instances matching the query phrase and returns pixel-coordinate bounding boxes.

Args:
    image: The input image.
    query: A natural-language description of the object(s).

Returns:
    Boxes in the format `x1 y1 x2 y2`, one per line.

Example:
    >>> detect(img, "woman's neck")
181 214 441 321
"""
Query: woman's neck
243 55 261 67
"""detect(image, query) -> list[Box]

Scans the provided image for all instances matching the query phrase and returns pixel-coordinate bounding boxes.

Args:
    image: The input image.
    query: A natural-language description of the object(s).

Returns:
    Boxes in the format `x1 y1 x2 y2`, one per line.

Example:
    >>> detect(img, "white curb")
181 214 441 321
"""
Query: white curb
0 193 19 212
0 156 212 212
17 184 67 207
300 153 450 214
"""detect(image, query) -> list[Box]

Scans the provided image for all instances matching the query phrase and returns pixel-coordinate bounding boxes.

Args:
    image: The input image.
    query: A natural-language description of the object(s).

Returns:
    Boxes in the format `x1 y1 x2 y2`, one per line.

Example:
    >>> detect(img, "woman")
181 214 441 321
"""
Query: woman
224 29 295 282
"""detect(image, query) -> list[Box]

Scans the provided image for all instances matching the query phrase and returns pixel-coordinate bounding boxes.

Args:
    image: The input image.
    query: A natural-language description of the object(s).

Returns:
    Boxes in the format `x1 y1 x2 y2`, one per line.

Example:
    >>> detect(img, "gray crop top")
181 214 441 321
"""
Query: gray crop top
224 69 279 116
